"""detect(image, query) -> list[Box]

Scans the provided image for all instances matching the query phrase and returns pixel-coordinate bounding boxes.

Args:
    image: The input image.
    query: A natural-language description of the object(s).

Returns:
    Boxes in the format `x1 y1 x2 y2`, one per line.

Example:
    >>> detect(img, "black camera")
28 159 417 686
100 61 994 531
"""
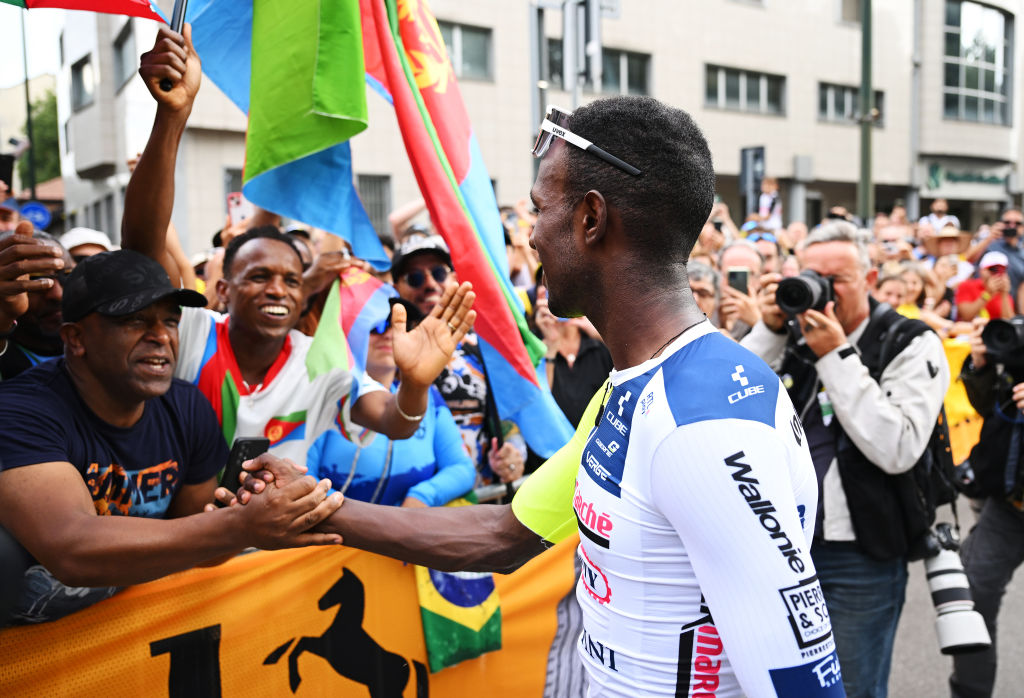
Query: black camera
981 315 1024 370
776 269 834 316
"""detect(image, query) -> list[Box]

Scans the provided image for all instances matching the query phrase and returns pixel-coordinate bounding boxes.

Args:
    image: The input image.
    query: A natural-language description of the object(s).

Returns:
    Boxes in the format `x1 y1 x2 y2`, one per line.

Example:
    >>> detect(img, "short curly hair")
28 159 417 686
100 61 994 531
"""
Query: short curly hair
564 96 715 268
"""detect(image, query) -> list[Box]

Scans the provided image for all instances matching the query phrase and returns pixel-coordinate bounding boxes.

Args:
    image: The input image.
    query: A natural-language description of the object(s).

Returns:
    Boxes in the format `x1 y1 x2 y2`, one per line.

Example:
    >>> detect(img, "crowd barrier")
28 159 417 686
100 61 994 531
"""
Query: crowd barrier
943 338 982 465
1 536 579 697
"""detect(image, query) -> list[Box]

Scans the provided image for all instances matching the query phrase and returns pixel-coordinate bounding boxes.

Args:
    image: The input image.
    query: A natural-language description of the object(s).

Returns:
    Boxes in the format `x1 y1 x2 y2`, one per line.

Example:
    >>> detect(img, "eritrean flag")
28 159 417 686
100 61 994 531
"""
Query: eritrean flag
414 498 501 672
187 0 573 457
0 0 163 20
361 0 573 457
187 0 389 269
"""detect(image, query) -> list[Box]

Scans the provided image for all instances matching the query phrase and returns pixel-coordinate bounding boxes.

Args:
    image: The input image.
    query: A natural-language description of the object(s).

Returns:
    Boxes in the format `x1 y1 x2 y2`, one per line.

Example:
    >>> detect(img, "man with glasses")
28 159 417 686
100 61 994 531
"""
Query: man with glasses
391 232 528 485
0 223 72 380
237 96 842 697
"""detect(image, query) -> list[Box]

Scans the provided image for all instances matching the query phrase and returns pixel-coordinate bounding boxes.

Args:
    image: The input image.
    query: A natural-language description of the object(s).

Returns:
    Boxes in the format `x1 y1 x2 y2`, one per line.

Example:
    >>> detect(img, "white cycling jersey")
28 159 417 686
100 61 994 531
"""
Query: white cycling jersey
570 322 844 697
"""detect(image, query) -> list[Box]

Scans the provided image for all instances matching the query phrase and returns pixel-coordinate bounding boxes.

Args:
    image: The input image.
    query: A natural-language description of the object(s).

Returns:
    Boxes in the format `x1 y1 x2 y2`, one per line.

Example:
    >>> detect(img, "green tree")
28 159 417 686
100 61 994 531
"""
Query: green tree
17 90 61 190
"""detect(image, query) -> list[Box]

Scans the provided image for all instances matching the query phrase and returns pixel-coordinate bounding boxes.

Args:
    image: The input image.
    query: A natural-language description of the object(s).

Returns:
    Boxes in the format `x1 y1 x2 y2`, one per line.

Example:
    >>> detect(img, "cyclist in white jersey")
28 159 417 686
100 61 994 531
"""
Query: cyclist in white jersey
230 96 846 697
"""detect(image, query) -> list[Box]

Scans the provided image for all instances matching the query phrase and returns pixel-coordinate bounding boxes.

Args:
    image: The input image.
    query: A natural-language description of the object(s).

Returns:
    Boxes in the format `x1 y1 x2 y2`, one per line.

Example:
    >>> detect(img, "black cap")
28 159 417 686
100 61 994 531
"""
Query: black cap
62 249 208 322
390 233 452 280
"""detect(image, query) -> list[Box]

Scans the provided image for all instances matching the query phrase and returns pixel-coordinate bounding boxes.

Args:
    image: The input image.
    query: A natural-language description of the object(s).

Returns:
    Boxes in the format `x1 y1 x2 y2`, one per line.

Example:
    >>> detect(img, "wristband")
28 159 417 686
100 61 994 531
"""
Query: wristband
395 398 425 422
981 292 992 302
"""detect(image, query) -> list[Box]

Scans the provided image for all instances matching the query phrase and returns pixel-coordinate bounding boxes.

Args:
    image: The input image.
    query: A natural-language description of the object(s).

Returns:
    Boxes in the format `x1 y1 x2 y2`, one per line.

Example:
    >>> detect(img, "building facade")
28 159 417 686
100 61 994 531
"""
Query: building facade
57 0 1023 255
57 7 245 253
352 0 1023 235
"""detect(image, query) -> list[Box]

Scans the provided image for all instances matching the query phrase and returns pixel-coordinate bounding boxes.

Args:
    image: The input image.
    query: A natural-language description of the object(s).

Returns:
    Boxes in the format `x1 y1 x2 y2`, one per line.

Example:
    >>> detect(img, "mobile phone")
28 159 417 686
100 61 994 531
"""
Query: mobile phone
227 192 255 226
726 267 750 295
216 437 270 506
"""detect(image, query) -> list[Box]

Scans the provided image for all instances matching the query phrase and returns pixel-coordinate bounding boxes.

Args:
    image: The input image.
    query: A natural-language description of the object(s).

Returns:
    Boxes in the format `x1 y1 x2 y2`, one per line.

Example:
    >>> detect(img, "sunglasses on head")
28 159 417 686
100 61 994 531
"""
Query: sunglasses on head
532 106 642 177
747 232 778 244
399 265 450 289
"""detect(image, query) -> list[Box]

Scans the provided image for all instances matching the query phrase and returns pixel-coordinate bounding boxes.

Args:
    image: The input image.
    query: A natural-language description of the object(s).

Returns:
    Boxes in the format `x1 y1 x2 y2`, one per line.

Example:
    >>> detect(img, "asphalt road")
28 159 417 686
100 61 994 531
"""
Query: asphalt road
889 502 1024 697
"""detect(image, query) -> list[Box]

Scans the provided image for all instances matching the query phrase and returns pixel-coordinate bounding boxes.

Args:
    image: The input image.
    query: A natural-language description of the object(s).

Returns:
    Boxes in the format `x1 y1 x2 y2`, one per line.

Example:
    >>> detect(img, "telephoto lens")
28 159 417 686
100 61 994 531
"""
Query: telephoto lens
775 270 834 317
922 524 991 655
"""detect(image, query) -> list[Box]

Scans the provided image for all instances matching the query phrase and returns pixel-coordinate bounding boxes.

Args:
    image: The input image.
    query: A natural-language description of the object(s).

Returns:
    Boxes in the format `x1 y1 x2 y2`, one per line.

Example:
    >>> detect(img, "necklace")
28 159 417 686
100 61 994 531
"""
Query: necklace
594 317 706 426
648 317 706 361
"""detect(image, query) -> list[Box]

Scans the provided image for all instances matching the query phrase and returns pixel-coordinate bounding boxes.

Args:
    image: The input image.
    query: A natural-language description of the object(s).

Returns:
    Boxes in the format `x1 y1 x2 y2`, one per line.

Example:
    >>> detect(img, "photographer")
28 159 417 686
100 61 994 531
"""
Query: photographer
742 221 949 698
949 318 1024 698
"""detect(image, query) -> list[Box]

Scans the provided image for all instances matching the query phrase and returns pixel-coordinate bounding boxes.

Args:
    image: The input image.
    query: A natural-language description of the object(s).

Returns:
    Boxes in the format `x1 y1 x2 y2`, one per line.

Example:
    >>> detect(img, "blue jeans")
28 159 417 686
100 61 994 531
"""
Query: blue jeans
812 540 908 698
950 498 1024 698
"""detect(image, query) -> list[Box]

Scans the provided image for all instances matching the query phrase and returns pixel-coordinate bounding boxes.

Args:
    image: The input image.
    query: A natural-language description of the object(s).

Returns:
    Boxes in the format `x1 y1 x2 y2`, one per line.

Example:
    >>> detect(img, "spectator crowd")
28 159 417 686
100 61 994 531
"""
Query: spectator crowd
2 25 1024 698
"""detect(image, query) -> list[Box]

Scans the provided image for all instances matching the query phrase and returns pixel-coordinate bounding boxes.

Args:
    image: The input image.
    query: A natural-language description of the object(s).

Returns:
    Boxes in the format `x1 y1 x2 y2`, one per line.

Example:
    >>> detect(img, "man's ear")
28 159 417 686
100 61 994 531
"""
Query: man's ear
579 190 608 247
60 323 85 357
215 278 230 308
866 266 879 289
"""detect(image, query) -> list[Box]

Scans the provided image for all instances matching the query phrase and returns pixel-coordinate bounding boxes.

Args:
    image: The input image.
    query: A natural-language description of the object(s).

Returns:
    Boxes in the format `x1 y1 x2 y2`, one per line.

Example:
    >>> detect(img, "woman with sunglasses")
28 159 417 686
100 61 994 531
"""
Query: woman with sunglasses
306 297 475 508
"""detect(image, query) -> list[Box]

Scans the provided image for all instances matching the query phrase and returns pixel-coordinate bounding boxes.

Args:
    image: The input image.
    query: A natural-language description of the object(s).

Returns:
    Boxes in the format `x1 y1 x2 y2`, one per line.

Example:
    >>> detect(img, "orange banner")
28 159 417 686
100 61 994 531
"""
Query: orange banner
1 537 579 697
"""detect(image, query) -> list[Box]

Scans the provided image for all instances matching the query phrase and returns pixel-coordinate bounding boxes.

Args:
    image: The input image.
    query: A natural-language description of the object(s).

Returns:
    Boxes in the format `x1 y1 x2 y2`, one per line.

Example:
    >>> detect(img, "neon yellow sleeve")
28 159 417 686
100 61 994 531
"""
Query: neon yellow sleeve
511 384 606 544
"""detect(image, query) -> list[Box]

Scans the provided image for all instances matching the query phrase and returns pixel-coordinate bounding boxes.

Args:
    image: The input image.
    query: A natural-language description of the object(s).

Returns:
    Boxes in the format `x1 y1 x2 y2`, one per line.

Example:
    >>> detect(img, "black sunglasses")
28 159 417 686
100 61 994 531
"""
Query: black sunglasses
532 105 642 177
400 265 450 289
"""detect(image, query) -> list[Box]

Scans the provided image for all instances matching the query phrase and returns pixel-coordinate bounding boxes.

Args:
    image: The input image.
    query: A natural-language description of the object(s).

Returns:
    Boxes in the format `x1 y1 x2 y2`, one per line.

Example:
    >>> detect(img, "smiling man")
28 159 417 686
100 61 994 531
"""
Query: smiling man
232 96 844 698
0 250 344 625
121 26 475 463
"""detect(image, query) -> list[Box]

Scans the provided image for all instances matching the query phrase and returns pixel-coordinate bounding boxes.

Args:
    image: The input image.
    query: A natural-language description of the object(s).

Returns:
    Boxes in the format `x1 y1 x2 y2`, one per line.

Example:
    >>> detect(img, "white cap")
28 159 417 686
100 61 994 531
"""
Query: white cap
980 251 1010 269
60 227 117 253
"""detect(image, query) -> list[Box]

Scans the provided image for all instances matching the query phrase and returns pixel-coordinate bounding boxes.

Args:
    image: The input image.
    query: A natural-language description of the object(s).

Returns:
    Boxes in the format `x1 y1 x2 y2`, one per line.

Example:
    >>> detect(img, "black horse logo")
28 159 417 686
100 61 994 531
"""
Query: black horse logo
264 567 428 696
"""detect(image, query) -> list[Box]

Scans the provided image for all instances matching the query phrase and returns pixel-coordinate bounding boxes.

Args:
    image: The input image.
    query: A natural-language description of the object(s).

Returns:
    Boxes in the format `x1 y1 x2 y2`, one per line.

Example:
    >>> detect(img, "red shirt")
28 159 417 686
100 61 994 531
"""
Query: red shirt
955 278 1015 318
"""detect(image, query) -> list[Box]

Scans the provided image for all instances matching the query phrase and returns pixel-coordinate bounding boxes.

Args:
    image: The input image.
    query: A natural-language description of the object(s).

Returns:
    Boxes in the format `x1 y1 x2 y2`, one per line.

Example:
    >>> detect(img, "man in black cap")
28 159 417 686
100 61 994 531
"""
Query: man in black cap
0 249 344 625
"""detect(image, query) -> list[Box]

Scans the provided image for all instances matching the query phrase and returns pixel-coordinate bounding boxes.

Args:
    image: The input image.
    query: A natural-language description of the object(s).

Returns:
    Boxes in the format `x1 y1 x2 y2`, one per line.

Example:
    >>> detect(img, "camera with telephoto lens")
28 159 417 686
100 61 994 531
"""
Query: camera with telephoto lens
775 269 834 316
981 315 1024 375
919 523 991 655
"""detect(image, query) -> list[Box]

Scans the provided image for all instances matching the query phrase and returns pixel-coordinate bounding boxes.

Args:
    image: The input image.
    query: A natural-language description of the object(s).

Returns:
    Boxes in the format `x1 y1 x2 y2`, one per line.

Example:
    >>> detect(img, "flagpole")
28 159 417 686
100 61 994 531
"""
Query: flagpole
159 0 189 92
20 9 37 201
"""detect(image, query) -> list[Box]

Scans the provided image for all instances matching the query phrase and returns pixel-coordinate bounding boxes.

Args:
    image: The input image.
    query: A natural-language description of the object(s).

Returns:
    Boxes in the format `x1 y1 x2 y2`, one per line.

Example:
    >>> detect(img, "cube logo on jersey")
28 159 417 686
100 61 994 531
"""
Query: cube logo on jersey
729 364 766 405
583 379 647 497
769 651 845 696
579 546 612 605
779 576 833 653
574 480 613 548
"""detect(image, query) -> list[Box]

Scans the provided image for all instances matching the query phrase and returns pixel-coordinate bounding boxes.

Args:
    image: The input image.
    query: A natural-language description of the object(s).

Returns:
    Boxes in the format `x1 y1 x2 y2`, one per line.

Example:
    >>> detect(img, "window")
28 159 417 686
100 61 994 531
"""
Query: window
356 175 392 238
58 32 64 65
71 56 95 111
840 0 861 23
91 200 102 231
63 120 71 154
943 0 1012 124
705 65 785 115
437 21 492 81
113 21 136 90
547 40 650 95
818 83 885 126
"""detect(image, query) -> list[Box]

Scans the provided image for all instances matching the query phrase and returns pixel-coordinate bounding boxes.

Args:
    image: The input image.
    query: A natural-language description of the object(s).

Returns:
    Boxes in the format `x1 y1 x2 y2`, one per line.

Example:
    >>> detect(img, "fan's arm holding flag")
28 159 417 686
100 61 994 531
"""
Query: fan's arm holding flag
122 25 200 283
